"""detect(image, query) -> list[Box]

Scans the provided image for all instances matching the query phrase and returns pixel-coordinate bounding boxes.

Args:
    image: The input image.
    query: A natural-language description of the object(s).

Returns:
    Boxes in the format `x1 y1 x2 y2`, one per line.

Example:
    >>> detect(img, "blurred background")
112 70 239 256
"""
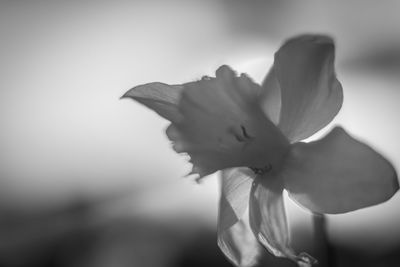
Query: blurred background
0 0 399 266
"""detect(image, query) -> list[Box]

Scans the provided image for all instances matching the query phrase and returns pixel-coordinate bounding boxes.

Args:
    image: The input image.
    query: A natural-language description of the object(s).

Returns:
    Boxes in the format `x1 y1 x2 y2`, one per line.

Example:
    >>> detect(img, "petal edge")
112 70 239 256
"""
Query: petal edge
274 34 343 142
218 168 261 267
122 82 183 122
283 126 399 214
249 175 316 266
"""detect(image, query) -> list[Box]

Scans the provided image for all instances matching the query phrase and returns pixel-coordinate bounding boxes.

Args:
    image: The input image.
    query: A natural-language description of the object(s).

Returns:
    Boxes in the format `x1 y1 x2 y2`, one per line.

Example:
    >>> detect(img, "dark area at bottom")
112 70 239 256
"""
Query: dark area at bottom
0 198 399 267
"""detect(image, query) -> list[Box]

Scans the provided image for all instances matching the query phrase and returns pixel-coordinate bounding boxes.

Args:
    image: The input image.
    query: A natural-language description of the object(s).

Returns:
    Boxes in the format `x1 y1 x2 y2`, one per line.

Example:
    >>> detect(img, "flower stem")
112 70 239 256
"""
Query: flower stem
312 214 335 267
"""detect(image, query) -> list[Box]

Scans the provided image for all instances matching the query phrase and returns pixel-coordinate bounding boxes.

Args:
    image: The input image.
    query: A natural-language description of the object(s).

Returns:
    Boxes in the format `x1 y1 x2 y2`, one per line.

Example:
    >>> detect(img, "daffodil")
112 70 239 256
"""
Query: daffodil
122 35 399 267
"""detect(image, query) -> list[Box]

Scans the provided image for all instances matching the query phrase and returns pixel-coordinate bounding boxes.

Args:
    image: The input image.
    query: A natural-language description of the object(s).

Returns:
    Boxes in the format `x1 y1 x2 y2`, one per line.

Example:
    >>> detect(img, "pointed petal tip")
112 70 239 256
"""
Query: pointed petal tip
120 91 131 100
121 85 142 100
120 88 134 100
285 126 399 214
121 85 148 99
120 82 184 122
329 127 400 195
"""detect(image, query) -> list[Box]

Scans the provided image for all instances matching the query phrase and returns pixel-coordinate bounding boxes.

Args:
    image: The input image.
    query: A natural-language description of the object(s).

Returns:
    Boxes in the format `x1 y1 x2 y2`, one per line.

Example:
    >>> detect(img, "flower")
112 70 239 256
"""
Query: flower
122 35 399 267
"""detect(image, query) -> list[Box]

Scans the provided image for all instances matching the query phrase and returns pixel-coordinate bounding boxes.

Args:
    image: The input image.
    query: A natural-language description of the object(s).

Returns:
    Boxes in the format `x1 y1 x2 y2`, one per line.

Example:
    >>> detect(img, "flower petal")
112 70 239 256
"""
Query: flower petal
217 168 261 267
283 127 399 214
274 35 343 142
259 67 281 125
218 168 254 226
122 82 183 122
249 175 316 267
168 65 289 177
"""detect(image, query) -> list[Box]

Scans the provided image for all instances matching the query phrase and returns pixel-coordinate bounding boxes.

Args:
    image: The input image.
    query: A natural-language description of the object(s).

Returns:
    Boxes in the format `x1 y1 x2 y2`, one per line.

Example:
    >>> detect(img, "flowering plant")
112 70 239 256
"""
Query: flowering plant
123 35 398 267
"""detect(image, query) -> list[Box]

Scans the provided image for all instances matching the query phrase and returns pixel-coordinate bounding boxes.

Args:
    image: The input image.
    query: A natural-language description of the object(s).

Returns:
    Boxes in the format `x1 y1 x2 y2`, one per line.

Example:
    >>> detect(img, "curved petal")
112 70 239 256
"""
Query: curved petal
168 65 289 177
122 82 183 122
259 67 281 125
218 168 254 226
249 175 316 267
274 35 343 142
217 168 261 267
283 127 399 214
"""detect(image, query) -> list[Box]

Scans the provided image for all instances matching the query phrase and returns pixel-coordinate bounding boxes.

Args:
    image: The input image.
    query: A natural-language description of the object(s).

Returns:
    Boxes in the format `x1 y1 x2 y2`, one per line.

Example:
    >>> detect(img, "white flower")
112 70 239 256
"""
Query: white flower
123 35 399 267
